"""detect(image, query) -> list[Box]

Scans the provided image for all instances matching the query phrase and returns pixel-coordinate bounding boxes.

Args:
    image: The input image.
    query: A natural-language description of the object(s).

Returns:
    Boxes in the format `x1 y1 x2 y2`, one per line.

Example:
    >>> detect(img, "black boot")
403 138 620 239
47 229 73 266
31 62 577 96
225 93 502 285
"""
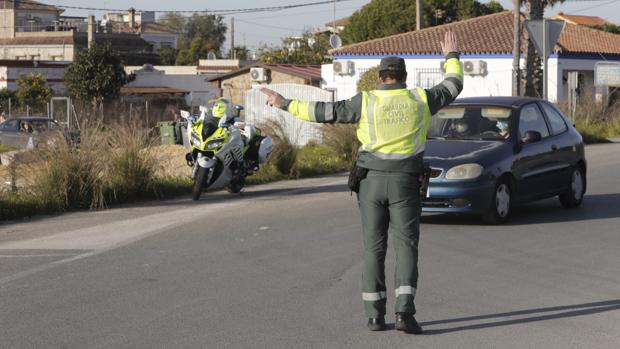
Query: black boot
367 317 386 331
395 313 423 334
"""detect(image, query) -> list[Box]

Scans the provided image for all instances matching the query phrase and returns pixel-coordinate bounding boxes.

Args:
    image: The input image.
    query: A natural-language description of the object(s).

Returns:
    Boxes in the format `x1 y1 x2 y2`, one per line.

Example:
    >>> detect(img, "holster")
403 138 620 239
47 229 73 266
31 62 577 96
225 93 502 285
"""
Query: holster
348 162 369 194
419 161 431 197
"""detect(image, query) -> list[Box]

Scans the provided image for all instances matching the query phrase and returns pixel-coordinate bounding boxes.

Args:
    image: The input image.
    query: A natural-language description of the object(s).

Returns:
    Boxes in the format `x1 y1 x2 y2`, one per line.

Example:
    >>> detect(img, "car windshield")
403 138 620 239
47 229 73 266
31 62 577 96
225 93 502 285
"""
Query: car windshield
427 106 513 141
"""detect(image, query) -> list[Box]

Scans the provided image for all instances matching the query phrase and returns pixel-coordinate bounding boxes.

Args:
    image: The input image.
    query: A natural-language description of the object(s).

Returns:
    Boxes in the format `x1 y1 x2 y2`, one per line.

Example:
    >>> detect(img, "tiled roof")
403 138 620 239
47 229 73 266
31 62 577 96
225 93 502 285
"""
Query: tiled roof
121 86 190 94
326 17 351 27
0 59 69 67
267 64 322 80
331 11 620 56
206 64 322 82
552 13 611 27
13 0 63 12
0 35 74 45
108 21 178 35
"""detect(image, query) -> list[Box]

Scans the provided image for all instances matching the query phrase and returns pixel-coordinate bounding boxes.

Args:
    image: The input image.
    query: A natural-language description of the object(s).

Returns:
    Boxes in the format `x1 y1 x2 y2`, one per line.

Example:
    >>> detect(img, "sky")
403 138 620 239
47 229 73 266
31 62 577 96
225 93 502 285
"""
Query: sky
54 0 620 52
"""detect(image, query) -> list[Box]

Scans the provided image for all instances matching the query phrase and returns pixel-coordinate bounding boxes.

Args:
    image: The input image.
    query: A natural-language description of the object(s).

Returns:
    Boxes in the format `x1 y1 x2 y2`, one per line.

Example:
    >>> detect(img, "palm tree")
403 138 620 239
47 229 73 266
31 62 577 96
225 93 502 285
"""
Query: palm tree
522 0 565 97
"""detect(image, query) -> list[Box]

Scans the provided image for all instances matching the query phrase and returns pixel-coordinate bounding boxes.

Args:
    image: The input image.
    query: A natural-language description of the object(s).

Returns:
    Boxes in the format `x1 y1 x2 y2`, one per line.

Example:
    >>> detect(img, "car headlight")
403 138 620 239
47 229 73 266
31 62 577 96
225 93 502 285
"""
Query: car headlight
445 163 483 180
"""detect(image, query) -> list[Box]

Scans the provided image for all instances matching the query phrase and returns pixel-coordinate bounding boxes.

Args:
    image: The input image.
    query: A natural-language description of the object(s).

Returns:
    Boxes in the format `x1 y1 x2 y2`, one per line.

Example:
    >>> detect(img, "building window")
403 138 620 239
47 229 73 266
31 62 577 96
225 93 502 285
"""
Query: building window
415 68 444 89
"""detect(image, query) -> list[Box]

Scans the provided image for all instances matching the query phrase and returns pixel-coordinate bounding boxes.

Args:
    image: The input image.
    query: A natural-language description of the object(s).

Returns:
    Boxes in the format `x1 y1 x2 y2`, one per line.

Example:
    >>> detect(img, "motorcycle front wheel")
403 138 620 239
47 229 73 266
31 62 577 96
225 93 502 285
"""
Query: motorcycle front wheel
192 166 208 200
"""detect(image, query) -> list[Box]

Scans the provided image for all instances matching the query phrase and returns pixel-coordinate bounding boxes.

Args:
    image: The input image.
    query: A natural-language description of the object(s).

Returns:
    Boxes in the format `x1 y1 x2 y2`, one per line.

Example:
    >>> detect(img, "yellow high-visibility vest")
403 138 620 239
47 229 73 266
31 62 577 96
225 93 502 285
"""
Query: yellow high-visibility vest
357 87 431 160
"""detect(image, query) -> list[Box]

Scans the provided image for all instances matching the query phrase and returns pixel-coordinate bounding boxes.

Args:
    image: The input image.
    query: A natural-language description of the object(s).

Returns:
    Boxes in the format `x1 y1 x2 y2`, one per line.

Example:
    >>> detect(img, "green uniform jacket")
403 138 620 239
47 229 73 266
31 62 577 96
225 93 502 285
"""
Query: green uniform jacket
281 52 464 173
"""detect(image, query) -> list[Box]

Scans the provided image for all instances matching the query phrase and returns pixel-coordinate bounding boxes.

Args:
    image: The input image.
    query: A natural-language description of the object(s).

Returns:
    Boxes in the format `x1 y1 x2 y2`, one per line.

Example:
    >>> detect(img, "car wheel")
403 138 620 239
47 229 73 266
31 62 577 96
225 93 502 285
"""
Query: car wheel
482 179 512 224
559 165 586 208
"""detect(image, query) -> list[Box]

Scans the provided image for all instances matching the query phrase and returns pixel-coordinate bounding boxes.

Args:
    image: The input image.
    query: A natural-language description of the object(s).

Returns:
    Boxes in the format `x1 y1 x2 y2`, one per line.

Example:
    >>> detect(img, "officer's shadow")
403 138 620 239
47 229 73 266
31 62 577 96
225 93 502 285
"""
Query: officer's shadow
417 299 620 335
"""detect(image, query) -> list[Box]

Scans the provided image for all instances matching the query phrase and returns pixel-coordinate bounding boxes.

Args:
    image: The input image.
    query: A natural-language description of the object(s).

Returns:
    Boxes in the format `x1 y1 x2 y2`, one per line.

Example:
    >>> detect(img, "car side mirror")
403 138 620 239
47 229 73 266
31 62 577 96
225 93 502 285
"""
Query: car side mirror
522 130 542 144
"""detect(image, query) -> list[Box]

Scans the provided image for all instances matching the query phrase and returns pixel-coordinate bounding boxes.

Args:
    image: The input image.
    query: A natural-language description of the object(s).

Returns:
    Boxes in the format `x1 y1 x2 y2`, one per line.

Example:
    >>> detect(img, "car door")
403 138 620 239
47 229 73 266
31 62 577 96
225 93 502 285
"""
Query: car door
511 103 555 202
539 102 573 193
0 119 20 148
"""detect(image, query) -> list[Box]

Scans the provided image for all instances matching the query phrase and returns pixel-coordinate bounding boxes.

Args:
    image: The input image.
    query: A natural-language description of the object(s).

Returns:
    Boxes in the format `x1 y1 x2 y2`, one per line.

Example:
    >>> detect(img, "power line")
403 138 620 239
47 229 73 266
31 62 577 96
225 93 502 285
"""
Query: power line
5 0 355 14
235 19 307 32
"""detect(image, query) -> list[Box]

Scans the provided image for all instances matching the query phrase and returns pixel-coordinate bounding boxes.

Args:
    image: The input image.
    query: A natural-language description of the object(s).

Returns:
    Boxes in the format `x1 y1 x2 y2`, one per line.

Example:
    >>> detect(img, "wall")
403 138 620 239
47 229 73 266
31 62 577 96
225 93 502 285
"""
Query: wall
0 44 74 61
220 70 308 106
141 33 178 50
324 54 516 101
15 10 59 32
553 55 620 101
0 9 15 38
0 65 67 93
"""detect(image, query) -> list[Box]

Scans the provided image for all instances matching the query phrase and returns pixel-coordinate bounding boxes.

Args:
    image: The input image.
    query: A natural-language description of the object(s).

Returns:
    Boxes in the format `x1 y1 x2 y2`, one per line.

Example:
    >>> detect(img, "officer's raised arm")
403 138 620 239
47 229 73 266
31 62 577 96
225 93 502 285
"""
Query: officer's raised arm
260 87 362 124
425 31 464 116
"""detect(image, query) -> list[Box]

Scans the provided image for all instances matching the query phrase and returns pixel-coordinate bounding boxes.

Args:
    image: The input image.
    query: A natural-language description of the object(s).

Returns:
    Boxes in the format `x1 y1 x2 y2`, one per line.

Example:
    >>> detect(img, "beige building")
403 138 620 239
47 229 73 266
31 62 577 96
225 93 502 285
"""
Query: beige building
0 0 155 64
207 64 322 105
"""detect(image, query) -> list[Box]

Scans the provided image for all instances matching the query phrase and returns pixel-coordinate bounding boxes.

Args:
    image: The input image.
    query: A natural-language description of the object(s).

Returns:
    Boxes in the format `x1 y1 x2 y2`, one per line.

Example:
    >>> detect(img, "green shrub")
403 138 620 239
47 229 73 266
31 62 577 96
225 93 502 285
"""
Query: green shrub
357 66 379 92
296 143 349 177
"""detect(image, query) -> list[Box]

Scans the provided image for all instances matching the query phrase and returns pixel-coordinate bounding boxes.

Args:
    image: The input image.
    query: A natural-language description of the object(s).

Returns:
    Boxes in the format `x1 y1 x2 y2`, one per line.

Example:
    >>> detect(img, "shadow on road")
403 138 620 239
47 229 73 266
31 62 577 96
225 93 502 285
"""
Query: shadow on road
135 183 351 209
420 299 620 335
421 193 620 226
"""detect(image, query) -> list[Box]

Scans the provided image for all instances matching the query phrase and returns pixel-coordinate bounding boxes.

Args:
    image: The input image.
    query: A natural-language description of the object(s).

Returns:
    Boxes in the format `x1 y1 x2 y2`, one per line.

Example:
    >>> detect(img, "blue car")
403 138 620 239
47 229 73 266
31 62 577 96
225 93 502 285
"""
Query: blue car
422 96 586 224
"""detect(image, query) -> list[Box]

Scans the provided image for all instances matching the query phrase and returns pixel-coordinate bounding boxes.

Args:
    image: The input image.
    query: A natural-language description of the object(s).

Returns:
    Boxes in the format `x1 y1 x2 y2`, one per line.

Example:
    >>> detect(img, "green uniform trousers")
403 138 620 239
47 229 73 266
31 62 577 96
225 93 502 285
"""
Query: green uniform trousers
358 170 421 318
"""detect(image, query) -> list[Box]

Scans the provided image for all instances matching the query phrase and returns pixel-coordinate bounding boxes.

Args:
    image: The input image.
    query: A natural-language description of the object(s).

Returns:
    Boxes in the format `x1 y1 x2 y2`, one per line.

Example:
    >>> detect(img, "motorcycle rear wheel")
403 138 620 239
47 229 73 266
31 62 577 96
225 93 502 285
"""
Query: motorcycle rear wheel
192 166 208 200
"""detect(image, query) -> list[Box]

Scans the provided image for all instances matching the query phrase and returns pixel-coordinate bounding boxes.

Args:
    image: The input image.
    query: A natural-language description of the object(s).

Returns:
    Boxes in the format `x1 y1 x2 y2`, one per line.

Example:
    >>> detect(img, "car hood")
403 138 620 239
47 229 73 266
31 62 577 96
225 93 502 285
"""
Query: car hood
424 139 510 164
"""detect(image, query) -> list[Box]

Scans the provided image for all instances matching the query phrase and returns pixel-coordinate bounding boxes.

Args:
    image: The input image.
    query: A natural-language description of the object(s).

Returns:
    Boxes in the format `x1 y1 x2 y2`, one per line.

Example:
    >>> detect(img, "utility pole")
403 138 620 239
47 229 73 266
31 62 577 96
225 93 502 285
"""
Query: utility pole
416 0 423 31
512 0 521 96
231 17 236 60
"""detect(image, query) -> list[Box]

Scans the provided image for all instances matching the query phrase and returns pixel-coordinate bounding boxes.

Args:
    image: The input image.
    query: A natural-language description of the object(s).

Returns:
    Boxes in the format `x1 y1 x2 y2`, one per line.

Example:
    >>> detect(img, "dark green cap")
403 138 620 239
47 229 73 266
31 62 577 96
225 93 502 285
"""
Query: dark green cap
378 56 406 72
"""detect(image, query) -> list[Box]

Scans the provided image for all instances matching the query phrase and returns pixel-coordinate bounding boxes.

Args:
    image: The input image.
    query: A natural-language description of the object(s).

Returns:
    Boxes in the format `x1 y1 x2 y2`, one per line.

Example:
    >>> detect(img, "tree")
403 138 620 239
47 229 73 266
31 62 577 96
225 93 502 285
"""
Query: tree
230 46 249 60
0 88 16 116
159 12 227 64
15 74 53 114
158 46 178 65
176 37 214 65
589 23 620 35
522 0 566 97
258 31 331 65
65 42 129 113
357 67 380 92
341 0 504 44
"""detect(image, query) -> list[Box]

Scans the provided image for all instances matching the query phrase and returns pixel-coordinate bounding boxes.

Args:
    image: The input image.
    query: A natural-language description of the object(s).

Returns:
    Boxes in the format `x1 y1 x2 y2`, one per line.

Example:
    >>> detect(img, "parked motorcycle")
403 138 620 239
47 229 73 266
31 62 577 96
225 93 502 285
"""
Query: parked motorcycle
181 104 273 200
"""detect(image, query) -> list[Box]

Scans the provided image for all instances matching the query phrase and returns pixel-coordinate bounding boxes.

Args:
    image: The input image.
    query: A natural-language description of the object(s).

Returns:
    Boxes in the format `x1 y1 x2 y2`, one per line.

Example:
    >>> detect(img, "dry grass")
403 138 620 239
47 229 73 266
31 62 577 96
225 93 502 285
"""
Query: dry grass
557 98 620 143
260 117 299 178
321 124 359 166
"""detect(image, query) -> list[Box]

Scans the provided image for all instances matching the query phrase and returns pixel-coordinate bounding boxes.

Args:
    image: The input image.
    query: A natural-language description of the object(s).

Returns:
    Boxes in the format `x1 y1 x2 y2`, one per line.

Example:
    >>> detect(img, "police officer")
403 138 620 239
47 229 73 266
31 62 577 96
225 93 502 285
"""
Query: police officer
261 31 463 334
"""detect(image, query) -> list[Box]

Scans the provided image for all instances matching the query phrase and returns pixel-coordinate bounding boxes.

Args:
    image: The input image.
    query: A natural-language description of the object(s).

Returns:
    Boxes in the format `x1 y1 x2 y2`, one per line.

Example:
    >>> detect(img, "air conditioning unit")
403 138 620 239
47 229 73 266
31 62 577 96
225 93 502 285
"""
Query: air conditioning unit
333 60 354 75
463 60 487 76
250 67 269 82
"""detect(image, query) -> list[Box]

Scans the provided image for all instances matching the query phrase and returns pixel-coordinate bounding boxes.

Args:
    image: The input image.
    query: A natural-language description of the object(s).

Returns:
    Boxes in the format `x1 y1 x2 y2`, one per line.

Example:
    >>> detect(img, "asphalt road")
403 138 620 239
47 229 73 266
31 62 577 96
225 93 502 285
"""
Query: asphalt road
1 142 619 348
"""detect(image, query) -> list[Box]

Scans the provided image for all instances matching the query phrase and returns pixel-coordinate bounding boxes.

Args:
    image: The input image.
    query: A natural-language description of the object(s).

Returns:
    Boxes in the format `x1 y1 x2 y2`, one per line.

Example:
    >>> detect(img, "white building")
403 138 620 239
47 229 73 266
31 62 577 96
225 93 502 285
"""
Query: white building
103 9 178 50
324 11 620 103
0 59 68 92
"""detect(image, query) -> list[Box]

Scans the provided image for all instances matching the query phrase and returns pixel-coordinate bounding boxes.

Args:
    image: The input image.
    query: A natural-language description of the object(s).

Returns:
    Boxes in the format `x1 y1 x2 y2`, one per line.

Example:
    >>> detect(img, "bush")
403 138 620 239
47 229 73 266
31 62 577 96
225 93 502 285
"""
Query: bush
261 117 299 178
105 122 157 203
321 124 359 166
296 143 349 177
557 98 620 143
357 66 379 93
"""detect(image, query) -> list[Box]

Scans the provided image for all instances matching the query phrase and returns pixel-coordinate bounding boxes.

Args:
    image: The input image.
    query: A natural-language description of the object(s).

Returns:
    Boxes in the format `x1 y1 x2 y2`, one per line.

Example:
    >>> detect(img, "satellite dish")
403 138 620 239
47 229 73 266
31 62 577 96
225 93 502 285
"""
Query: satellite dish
207 51 217 60
329 34 342 49
307 37 316 48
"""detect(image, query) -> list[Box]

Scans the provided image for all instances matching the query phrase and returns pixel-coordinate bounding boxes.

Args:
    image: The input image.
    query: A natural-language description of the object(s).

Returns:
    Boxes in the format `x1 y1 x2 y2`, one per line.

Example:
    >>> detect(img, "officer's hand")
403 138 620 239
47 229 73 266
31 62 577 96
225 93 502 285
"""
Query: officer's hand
441 31 459 55
260 88 285 109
